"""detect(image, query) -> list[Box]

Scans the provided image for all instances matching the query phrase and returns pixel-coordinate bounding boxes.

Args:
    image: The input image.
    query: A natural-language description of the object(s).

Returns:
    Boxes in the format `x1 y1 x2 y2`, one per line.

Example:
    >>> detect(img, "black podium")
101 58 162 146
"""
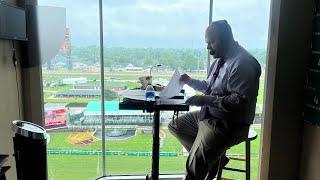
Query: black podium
12 120 48 180
119 98 189 180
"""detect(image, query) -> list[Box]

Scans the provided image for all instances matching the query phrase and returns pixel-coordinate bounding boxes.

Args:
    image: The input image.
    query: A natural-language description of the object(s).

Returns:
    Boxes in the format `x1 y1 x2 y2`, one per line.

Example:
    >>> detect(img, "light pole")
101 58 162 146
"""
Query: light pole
149 64 162 77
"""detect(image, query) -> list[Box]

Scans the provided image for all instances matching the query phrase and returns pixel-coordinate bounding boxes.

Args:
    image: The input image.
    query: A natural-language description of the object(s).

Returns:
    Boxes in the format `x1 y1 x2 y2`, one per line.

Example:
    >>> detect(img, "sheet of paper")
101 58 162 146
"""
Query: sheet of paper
120 69 182 101
159 69 183 99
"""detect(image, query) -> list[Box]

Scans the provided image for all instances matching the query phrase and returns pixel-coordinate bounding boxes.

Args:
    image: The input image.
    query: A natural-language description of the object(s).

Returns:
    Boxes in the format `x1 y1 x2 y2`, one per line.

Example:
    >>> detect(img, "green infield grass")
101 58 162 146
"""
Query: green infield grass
48 127 261 180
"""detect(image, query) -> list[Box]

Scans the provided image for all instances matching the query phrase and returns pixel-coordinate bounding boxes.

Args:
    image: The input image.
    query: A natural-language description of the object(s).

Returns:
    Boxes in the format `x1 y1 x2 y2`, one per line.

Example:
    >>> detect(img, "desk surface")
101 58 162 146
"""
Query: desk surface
119 98 189 111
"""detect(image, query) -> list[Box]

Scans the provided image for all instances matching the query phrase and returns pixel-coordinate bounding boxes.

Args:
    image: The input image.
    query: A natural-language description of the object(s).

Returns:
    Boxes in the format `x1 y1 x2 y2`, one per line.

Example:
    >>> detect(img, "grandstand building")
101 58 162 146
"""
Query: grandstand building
61 77 87 85
55 89 101 98
82 101 155 125
125 64 143 72
72 85 127 92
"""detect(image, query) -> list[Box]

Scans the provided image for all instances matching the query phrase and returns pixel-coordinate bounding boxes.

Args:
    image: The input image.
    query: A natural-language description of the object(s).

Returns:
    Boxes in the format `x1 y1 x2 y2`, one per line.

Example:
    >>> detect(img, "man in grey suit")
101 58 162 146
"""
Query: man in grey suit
168 20 261 180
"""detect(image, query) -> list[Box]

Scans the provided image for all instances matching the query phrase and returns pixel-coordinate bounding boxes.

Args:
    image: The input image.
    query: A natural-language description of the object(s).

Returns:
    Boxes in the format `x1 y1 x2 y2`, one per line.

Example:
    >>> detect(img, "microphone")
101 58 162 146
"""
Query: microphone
149 64 162 77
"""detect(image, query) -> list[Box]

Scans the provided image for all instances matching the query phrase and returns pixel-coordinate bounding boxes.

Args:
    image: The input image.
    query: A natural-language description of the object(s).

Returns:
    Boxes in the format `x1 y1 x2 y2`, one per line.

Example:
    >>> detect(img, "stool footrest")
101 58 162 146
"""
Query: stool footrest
223 167 246 173
228 157 246 162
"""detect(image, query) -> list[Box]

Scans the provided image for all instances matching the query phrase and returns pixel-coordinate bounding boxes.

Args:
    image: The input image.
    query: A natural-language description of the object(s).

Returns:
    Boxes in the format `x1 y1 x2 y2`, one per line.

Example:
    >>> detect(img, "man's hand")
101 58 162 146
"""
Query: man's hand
185 95 206 106
180 73 191 85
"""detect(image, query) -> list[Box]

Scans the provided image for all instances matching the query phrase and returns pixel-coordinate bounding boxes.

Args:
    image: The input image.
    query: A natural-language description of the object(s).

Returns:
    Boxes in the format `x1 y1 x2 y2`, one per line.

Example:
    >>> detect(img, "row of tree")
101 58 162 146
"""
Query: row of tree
61 46 266 70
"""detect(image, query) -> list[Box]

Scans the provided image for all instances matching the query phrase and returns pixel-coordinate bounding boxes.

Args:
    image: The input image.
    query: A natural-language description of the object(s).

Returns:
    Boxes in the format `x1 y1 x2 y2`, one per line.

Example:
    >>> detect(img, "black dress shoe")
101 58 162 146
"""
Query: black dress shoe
205 156 230 180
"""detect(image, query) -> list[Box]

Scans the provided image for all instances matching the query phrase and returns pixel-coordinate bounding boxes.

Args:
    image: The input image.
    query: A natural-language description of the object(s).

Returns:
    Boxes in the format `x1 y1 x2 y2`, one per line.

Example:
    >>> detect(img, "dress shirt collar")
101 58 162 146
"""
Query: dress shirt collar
224 41 240 60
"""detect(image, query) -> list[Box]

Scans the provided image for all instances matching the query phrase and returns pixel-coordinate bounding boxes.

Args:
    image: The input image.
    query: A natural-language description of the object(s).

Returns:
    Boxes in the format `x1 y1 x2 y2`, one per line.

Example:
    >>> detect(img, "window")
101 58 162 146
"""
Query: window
38 0 269 179
38 1 102 179
211 1 270 179
102 0 209 176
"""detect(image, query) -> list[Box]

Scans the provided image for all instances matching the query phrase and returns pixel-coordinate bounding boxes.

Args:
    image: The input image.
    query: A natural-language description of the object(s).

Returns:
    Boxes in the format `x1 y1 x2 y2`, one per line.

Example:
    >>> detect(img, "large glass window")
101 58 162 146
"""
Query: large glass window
102 0 209 176
38 1 102 179
211 1 270 179
38 0 269 179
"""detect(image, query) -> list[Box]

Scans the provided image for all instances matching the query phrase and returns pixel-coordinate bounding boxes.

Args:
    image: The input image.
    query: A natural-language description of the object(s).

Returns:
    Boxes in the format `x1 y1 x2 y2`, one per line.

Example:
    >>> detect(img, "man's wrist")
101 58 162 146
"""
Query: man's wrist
186 78 193 85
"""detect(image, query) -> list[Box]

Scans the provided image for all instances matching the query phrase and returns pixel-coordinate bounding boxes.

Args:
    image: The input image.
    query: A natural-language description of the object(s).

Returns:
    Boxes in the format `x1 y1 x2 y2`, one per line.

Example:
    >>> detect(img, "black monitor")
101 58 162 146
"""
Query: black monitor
0 2 27 41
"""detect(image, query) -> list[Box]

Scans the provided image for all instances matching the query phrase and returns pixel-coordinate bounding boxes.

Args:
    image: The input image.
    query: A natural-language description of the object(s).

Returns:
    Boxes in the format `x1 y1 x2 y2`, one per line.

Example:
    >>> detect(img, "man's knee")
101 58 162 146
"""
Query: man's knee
168 117 179 135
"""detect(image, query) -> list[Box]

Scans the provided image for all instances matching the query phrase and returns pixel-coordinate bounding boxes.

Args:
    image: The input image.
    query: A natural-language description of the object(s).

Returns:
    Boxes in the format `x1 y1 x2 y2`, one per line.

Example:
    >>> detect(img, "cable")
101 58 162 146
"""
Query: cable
172 110 179 122
12 40 17 67
14 65 22 119
12 40 22 119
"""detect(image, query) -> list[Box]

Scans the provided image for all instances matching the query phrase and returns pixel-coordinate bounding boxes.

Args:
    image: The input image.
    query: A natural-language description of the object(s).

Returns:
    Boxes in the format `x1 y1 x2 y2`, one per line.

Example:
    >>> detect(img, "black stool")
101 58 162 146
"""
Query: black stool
216 129 257 180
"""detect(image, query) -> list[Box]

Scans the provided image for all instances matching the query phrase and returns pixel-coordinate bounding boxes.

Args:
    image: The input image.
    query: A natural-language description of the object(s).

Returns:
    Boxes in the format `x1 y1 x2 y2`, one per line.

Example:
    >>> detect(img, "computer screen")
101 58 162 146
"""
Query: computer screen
0 2 27 41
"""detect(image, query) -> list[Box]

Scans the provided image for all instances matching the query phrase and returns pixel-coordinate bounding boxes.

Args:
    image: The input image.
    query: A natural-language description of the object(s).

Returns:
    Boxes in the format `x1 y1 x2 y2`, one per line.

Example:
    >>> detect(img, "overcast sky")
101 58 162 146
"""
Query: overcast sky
39 0 270 49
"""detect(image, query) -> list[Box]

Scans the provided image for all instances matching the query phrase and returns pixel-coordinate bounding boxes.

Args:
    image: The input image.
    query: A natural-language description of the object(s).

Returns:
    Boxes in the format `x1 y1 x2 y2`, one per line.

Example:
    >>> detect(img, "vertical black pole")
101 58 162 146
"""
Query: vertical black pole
151 110 160 180
246 141 251 180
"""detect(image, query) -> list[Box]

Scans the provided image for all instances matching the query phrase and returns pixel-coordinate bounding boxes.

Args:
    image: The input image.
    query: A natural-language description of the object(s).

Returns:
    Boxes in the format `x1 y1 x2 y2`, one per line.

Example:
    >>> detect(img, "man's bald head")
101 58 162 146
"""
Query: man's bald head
205 20 235 58
206 20 234 43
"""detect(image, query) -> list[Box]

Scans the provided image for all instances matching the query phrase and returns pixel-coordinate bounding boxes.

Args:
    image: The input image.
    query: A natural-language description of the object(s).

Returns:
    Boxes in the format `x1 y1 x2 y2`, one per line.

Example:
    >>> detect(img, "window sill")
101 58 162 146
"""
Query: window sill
97 174 185 180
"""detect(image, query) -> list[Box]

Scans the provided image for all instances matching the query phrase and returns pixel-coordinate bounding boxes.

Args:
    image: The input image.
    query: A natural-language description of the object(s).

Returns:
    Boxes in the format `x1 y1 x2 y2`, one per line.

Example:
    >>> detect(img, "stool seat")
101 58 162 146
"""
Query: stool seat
247 129 257 141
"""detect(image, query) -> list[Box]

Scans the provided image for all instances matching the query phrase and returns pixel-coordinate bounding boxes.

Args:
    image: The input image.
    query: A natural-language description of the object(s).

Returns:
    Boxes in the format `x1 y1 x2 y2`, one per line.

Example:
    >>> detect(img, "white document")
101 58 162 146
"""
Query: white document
159 69 183 99
120 69 183 101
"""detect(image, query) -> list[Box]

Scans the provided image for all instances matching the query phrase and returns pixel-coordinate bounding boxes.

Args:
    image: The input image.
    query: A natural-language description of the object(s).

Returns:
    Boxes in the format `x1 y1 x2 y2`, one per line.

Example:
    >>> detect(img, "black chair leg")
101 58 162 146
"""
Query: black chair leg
245 141 250 180
216 152 225 180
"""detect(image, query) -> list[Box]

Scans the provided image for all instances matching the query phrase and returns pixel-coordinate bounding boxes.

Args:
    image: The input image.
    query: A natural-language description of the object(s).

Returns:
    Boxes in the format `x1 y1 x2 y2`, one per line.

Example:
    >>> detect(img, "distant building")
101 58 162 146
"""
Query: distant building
72 62 88 70
73 85 101 90
61 77 87 85
125 64 143 72
55 62 67 69
55 89 100 98
72 85 127 92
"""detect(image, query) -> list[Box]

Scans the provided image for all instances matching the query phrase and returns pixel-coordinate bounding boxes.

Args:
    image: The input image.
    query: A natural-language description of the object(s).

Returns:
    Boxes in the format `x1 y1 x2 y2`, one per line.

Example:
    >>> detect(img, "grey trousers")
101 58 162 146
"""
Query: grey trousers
168 111 249 180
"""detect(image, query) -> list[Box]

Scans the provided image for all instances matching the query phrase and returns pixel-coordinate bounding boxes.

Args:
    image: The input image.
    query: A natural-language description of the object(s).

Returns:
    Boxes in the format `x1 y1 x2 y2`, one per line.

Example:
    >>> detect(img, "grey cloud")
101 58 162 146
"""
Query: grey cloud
38 0 270 49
